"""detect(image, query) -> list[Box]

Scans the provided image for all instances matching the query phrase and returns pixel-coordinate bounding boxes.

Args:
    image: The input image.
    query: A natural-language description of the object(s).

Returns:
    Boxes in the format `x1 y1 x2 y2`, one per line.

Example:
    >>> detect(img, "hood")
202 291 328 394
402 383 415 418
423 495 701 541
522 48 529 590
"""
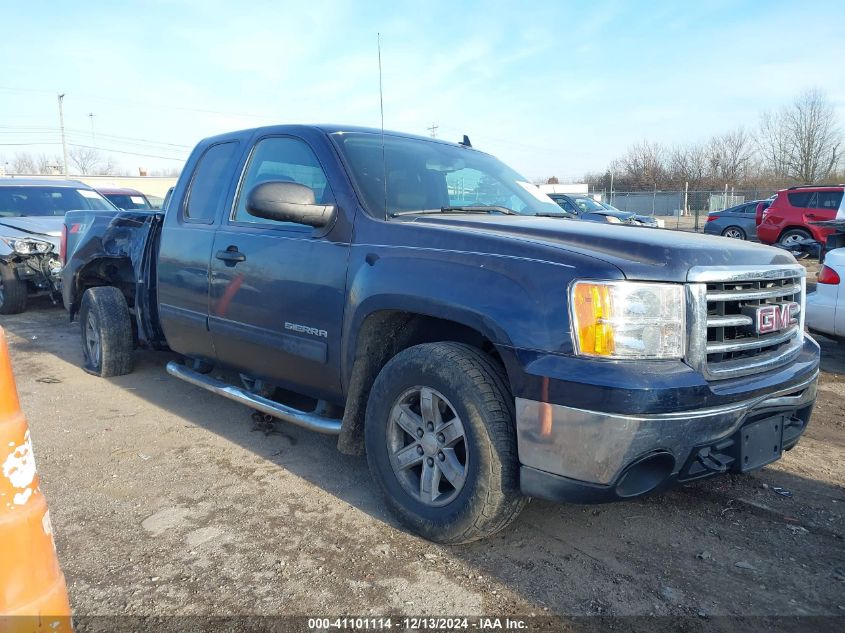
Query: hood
407 215 797 282
0 216 63 248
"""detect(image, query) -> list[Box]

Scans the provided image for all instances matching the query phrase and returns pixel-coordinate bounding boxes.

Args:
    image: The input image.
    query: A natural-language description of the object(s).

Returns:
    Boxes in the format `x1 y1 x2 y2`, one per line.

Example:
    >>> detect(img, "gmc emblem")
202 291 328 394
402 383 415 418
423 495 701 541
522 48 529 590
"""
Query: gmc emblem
744 302 799 334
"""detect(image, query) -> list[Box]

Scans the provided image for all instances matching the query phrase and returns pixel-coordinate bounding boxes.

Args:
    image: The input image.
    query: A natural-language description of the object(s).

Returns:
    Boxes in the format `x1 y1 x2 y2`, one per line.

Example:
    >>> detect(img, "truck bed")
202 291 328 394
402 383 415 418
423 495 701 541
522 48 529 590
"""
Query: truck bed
62 209 165 347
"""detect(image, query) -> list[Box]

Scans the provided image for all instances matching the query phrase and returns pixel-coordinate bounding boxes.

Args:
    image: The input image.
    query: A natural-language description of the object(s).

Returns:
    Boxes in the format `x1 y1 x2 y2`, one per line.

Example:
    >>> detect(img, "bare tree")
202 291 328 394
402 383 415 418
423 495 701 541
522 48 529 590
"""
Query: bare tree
757 109 791 179
12 152 37 174
667 143 709 190
99 155 117 176
707 128 754 185
35 154 63 175
784 89 840 183
618 140 666 190
69 146 104 175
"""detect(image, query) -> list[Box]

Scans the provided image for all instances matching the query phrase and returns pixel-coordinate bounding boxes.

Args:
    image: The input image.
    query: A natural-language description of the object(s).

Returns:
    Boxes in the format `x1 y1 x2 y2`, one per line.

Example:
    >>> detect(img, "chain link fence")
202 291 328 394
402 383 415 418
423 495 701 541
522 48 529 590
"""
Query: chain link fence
597 189 778 231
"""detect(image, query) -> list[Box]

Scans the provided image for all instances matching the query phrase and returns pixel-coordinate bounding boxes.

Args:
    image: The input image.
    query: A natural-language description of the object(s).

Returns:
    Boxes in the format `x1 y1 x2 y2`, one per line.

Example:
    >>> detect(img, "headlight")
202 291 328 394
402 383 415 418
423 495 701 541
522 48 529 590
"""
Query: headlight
1 237 54 255
604 216 622 224
570 281 686 359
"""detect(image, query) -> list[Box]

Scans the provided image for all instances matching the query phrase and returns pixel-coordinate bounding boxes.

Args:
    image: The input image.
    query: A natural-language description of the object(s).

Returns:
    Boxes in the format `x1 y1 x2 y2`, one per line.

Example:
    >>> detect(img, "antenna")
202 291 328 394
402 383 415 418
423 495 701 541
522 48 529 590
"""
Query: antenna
378 33 388 219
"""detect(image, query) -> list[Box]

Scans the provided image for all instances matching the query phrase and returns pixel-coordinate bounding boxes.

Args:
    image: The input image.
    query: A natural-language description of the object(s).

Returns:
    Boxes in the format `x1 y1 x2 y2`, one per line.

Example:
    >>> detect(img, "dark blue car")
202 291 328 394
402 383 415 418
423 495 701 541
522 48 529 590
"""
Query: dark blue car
703 200 767 240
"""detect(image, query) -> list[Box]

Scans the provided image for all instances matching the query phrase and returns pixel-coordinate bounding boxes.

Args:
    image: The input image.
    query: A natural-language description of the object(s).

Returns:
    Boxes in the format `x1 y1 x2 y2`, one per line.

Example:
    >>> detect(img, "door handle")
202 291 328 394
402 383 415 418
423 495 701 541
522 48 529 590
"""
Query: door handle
215 248 246 266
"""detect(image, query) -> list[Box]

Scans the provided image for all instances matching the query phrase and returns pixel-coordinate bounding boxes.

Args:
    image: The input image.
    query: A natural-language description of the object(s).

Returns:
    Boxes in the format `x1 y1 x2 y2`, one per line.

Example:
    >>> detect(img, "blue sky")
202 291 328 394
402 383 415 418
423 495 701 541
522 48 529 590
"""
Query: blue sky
1 0 843 180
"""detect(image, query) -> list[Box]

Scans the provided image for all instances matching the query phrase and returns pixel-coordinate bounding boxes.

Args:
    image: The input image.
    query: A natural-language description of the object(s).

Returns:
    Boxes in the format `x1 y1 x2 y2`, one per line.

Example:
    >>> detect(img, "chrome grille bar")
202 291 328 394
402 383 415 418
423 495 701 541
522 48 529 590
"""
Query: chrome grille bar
706 315 753 328
706 326 799 354
685 264 806 381
705 284 801 302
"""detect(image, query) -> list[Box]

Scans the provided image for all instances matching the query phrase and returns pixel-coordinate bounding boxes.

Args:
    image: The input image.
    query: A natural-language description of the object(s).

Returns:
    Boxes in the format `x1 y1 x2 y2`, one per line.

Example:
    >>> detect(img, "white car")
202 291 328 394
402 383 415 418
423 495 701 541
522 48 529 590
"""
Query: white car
806 247 845 341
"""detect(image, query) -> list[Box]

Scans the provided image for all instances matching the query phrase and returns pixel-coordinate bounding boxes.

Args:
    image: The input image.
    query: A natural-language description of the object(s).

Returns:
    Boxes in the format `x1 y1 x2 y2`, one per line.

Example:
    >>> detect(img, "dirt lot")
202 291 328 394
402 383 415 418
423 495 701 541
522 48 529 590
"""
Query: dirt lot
3 293 844 625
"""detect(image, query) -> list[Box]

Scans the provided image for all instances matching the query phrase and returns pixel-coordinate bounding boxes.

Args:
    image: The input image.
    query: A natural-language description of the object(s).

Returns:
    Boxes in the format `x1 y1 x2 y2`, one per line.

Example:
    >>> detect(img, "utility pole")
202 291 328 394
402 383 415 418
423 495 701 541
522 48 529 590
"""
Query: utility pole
427 123 438 138
609 171 614 205
89 113 96 147
57 94 69 177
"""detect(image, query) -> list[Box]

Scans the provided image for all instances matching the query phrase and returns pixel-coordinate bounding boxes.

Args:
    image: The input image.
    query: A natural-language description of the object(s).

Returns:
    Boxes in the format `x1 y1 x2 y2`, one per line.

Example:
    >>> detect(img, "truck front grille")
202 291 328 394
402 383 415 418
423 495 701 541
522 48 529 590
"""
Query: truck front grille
687 265 806 380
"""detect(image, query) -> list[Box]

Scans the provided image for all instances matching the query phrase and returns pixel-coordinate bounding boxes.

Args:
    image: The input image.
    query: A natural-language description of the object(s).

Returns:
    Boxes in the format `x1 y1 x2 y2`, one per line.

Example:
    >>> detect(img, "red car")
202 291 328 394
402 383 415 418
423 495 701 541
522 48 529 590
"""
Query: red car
756 185 843 246
94 186 153 210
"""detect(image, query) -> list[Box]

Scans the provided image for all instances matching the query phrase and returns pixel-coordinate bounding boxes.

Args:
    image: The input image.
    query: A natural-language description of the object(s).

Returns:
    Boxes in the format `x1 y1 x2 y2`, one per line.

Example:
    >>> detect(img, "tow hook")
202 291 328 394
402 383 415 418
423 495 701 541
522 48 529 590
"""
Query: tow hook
695 441 735 473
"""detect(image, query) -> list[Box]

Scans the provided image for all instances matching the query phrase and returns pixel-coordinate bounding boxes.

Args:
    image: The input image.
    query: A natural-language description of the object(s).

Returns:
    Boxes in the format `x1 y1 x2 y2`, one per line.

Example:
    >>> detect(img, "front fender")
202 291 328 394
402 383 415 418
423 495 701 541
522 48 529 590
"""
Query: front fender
341 243 614 385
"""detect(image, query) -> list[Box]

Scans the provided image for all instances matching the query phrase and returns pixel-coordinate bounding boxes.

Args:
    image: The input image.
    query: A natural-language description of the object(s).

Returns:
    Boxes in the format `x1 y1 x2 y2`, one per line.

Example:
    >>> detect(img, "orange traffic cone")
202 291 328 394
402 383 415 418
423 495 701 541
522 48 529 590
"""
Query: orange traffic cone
0 327 72 632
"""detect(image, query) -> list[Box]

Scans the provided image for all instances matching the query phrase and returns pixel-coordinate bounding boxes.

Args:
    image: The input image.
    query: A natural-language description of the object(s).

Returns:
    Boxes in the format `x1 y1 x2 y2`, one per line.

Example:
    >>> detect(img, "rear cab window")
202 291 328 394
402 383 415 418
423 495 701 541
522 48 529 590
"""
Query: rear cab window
183 141 240 224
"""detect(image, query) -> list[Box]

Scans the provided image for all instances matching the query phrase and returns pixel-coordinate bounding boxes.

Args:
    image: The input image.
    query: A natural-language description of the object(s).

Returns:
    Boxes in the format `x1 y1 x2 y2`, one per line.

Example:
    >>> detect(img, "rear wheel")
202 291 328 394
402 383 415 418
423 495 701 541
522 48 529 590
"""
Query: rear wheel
721 226 746 240
365 342 526 544
779 228 812 246
79 286 134 377
0 262 28 315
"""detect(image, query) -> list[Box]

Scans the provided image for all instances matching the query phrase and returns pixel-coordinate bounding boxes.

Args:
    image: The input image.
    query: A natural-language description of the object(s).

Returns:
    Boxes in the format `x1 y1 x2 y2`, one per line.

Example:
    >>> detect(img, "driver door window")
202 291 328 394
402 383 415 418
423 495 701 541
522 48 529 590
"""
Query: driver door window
233 137 332 227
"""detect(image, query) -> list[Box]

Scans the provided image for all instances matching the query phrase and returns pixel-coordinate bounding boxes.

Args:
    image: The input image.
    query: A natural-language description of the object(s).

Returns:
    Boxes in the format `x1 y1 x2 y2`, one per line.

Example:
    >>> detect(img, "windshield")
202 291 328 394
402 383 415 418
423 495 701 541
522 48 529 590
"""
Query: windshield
570 196 606 212
600 201 635 215
0 186 116 217
104 193 151 210
332 132 564 217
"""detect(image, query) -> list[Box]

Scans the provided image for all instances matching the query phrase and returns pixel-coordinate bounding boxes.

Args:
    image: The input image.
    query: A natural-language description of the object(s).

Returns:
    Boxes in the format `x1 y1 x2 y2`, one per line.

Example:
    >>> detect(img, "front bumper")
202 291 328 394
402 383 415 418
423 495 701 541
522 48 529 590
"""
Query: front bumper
806 288 839 338
516 370 818 503
7 255 62 291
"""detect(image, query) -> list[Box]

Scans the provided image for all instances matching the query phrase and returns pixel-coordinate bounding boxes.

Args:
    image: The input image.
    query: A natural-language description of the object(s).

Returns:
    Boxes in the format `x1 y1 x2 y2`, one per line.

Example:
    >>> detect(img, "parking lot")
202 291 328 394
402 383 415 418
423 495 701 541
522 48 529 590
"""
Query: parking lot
2 286 843 622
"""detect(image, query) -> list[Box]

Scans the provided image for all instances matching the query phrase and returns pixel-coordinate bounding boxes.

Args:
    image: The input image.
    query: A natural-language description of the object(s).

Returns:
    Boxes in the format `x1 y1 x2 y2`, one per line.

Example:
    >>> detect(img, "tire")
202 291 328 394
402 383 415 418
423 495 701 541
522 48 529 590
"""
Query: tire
779 228 812 246
365 342 526 544
0 262 28 315
721 226 746 240
79 286 134 377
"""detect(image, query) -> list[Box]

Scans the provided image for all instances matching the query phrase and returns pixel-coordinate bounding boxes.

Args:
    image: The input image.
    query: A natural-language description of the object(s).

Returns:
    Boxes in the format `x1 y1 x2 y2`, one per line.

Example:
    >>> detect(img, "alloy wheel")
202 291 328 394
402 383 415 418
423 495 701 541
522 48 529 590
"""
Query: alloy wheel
781 233 806 245
85 314 101 368
387 386 468 507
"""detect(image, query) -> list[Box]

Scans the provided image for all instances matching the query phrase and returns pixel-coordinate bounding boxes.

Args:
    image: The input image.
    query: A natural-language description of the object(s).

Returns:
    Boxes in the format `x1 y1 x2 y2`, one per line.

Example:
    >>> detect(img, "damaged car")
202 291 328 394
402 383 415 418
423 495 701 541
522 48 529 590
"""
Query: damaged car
0 179 116 314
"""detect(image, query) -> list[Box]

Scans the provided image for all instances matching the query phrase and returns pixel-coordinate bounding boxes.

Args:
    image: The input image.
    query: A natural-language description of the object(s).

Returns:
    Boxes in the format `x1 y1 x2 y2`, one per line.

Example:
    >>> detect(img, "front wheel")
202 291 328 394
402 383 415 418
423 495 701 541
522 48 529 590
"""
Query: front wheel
0 262 28 315
365 342 526 544
79 286 134 377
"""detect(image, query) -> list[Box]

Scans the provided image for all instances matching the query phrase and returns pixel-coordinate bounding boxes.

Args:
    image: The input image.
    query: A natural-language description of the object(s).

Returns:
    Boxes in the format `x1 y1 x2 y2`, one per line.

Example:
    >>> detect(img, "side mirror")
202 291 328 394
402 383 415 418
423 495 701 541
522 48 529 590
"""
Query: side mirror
245 181 335 228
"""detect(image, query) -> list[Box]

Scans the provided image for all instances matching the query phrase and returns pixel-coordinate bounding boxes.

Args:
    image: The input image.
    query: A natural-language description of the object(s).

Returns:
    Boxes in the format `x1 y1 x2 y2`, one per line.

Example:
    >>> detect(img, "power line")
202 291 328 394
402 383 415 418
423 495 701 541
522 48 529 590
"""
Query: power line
0 85 276 120
68 143 186 161
0 125 193 149
0 140 187 161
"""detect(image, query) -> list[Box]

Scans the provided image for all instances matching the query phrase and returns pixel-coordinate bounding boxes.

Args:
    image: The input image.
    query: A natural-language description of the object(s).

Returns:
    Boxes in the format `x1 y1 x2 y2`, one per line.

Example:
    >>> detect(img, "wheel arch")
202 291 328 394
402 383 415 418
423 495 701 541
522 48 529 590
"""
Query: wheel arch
777 225 813 242
71 256 135 318
336 306 512 456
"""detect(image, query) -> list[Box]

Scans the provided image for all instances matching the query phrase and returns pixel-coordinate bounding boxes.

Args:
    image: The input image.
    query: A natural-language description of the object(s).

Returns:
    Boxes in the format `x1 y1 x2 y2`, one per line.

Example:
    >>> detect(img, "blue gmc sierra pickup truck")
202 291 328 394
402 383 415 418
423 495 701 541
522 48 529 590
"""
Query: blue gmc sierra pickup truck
61 125 820 543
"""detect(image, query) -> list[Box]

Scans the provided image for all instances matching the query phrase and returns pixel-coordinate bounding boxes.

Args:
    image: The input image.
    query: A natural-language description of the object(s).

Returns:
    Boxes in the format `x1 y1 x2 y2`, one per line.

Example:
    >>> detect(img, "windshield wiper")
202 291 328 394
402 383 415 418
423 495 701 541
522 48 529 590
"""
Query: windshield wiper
533 212 573 218
441 205 519 215
391 205 519 217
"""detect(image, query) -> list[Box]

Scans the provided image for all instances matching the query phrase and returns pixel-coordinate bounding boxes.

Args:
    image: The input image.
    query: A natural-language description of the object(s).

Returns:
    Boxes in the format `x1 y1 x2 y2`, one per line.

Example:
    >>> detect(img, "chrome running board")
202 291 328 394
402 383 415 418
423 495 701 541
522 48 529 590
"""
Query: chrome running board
166 361 342 435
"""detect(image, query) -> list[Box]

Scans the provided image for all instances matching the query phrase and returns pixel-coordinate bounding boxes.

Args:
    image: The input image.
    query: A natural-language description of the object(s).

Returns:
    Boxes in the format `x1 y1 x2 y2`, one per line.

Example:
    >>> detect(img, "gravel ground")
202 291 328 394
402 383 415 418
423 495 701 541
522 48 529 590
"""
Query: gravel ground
2 294 843 626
